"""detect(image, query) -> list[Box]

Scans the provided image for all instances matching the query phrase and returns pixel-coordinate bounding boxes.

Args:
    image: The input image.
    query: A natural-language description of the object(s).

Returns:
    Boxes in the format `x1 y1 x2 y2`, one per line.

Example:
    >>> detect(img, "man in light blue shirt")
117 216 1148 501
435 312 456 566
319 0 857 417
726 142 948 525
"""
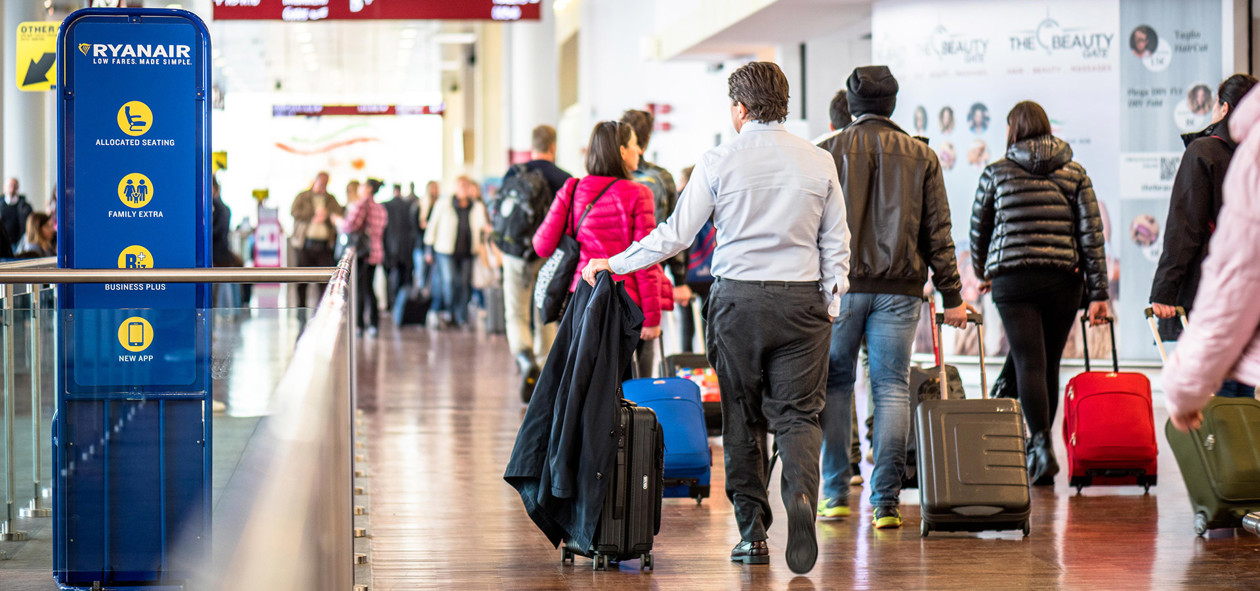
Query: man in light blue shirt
582 61 849 575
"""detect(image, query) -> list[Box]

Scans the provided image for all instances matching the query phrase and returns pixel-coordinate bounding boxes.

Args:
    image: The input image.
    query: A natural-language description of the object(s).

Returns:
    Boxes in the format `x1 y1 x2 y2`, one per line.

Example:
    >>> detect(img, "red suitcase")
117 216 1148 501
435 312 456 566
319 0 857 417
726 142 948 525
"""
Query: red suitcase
1063 316 1158 493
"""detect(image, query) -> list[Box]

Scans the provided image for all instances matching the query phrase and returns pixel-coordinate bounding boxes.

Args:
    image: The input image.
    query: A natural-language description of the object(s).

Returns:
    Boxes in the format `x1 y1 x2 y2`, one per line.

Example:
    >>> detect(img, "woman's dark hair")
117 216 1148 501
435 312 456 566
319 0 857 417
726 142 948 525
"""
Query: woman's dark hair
1218 73 1259 112
829 90 852 129
1130 25 1157 53
585 121 634 179
1006 101 1052 148
728 61 790 124
364 178 383 194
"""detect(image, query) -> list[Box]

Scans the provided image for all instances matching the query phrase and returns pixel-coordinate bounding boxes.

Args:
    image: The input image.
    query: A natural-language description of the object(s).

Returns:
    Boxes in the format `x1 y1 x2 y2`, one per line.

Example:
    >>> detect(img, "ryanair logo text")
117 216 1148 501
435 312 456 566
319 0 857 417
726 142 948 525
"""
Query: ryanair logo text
81 43 193 66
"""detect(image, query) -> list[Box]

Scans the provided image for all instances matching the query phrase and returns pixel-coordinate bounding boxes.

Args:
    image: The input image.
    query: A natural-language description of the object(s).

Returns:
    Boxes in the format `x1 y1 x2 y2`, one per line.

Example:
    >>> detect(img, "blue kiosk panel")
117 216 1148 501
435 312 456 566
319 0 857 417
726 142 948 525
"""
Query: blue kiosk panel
55 8 211 589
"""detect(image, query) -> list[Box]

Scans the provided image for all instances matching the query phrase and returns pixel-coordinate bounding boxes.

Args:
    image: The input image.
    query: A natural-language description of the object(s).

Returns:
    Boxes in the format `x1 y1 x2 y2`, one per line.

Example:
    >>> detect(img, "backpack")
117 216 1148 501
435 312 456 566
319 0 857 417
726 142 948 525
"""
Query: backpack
491 164 550 259
686 219 716 286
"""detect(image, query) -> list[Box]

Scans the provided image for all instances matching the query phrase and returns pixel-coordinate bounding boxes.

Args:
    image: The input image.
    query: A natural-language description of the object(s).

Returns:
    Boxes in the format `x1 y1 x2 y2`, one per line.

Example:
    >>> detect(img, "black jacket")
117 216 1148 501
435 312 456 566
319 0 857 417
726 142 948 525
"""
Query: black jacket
970 135 1109 303
211 195 235 266
0 195 32 250
819 114 963 307
504 273 644 552
1150 120 1235 319
382 196 419 268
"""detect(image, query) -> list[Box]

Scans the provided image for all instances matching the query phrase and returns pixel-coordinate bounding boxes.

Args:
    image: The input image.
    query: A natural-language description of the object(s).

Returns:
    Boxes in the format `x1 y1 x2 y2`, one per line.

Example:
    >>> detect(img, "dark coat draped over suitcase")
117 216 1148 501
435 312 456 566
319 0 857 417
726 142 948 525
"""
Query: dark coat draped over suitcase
504 273 644 552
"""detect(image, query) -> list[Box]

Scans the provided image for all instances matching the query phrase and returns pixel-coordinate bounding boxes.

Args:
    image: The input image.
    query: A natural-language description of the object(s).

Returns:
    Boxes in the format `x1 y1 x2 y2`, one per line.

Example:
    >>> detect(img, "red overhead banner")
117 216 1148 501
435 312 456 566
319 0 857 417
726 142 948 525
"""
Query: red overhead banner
271 104 446 116
212 0 541 22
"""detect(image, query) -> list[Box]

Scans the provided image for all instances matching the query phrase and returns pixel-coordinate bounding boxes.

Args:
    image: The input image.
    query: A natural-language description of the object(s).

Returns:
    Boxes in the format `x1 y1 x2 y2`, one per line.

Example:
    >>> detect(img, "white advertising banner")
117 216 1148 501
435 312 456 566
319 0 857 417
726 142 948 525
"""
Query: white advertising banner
872 0 1229 361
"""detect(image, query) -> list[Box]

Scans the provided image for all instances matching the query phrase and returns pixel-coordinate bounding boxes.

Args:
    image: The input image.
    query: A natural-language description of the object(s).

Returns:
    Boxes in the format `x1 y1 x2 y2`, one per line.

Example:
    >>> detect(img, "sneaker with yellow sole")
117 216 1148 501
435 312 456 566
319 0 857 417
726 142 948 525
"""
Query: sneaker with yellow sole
817 497 851 518
872 506 902 529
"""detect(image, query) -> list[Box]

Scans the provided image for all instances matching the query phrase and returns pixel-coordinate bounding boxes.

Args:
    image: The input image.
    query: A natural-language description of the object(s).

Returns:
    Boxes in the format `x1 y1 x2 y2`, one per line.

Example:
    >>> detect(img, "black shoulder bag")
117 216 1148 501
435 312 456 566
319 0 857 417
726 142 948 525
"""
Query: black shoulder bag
534 178 617 324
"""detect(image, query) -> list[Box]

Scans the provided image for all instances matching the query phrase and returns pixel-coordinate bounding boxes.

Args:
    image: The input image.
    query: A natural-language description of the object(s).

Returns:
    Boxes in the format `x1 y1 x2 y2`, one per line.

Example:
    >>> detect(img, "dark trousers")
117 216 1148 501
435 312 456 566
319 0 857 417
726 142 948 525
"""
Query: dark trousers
356 262 379 330
705 278 831 542
994 276 1083 437
386 259 415 305
296 239 334 309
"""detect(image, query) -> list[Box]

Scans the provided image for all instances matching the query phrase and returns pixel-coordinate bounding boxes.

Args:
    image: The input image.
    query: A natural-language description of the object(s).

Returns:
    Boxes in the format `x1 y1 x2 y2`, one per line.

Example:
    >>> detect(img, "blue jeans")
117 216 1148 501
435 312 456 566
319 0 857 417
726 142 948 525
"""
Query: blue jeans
436 254 474 325
820 293 921 508
1219 379 1257 398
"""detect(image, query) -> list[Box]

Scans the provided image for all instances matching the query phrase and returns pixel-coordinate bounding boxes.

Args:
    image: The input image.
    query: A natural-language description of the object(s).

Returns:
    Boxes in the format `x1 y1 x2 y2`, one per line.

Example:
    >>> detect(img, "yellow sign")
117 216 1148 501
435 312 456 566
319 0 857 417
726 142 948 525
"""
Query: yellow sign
118 245 154 269
212 151 227 173
16 22 59 92
118 317 154 353
117 173 154 208
117 100 153 136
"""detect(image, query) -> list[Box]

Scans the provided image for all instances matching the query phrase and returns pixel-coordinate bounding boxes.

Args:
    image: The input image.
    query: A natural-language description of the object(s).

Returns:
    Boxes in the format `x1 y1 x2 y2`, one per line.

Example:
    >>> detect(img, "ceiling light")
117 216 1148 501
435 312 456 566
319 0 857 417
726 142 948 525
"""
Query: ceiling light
399 39 415 50
300 44 315 54
433 33 476 45
400 28 419 39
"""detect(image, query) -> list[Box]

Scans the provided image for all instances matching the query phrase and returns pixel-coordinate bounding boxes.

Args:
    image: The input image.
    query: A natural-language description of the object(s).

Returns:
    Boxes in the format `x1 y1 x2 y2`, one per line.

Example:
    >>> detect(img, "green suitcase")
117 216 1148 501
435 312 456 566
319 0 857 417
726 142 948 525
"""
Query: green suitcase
1165 396 1260 535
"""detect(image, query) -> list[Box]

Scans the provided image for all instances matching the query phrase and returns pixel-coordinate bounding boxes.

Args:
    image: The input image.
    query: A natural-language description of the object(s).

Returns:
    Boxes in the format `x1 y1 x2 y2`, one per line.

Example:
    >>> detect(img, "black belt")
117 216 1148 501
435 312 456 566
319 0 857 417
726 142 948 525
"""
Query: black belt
715 276 820 290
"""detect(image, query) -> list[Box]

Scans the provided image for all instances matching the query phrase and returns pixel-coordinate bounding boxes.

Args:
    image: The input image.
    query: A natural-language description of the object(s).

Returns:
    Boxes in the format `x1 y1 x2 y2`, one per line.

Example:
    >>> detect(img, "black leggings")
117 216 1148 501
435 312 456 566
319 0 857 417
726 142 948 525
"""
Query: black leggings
357 262 379 330
994 276 1083 437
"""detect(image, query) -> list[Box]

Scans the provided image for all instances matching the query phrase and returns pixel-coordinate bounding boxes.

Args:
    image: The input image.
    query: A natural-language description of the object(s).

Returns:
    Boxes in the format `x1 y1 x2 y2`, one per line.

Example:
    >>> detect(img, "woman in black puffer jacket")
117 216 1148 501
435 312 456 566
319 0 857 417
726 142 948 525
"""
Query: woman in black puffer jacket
970 101 1110 486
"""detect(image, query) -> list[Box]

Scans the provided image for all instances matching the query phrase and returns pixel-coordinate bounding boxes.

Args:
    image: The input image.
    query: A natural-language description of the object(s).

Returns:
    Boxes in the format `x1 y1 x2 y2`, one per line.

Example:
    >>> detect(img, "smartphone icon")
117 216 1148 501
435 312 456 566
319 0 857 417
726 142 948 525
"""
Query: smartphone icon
128 321 144 347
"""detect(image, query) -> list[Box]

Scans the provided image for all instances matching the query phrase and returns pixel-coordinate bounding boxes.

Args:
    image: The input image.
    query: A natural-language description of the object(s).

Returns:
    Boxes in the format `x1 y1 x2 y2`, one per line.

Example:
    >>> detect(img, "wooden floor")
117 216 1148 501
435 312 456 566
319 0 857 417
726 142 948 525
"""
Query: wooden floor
357 323 1260 591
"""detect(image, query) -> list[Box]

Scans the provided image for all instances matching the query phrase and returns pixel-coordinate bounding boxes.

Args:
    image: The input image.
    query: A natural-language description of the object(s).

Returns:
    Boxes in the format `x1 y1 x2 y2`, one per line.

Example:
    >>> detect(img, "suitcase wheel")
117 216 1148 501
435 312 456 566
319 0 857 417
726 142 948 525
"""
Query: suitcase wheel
561 548 574 565
640 553 654 571
593 553 610 571
920 521 929 538
1022 521 1031 537
1195 513 1208 537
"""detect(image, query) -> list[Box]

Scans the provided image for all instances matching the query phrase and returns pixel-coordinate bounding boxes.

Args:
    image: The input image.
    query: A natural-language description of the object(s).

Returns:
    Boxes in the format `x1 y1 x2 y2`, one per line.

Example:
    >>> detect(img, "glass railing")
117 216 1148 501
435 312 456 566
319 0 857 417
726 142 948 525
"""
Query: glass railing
0 255 363 590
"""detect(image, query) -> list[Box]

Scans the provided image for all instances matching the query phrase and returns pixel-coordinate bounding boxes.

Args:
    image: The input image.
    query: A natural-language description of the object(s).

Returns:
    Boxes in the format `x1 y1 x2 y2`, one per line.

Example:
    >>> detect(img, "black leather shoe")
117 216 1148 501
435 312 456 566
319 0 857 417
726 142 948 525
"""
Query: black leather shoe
730 540 770 565
1027 431 1059 486
785 493 818 574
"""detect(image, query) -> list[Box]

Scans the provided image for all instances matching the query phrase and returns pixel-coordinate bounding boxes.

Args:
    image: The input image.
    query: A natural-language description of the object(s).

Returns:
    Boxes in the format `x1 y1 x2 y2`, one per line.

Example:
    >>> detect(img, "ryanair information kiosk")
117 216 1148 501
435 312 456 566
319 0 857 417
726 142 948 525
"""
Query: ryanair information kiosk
55 9 211 589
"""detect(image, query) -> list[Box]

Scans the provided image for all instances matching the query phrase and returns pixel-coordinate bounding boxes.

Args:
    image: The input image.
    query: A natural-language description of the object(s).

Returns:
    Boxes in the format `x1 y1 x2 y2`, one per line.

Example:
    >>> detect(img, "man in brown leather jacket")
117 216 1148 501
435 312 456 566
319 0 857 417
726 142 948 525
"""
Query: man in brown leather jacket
816 66 967 531
290 171 343 308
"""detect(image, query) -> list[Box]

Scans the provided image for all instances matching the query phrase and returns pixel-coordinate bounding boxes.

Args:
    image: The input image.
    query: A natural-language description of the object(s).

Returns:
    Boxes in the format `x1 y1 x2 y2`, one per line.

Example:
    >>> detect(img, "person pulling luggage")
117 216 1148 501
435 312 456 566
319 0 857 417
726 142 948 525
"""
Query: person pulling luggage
816 66 969 529
582 61 850 575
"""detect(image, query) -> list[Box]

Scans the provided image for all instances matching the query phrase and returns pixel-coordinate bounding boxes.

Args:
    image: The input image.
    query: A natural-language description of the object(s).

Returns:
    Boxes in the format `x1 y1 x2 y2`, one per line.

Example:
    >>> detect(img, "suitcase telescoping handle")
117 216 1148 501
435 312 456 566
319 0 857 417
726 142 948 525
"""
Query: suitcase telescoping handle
934 311 987 400
1142 306 1189 364
1079 314 1120 373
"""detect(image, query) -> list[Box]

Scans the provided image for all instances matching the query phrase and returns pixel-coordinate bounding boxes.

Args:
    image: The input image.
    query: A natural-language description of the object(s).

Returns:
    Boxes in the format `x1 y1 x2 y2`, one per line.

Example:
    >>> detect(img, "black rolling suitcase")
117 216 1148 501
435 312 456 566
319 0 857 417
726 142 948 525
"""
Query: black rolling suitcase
562 401 664 570
917 312 1031 538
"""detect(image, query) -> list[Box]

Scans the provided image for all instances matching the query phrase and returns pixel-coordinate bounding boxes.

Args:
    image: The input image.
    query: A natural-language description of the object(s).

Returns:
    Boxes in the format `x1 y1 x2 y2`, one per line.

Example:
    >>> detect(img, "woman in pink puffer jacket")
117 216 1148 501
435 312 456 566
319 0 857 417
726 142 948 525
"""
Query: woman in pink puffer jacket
534 121 669 344
1165 88 1260 431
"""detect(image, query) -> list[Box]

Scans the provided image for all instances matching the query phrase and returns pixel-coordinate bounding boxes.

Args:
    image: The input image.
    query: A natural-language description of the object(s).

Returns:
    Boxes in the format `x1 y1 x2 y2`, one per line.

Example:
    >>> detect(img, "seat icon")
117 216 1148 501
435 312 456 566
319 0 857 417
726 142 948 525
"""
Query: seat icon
125 105 146 132
117 101 153 136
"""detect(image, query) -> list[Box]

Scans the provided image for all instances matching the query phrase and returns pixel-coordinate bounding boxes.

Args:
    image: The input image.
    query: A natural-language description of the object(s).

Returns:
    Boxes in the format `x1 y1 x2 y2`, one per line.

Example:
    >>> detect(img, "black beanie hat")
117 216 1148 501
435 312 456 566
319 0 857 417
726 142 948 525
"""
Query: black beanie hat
846 66 898 118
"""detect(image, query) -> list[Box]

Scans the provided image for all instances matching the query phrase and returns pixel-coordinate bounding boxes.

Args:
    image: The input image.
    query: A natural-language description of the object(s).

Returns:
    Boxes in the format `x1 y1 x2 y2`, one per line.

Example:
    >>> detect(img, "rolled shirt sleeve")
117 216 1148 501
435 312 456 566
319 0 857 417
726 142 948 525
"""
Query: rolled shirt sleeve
609 158 715 276
818 169 850 317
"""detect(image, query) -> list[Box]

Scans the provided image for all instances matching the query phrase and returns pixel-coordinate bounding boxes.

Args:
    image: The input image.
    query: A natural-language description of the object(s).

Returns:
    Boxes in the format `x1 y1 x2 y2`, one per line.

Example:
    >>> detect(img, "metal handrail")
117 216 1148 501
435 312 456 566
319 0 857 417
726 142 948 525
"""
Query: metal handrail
0 257 55 270
0 267 336 284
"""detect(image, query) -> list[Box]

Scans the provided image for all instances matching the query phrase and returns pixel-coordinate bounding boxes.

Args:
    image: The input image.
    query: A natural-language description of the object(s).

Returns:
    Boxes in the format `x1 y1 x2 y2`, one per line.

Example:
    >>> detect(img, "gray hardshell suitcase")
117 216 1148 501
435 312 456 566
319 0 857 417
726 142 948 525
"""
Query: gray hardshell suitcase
562 402 663 570
917 312 1031 537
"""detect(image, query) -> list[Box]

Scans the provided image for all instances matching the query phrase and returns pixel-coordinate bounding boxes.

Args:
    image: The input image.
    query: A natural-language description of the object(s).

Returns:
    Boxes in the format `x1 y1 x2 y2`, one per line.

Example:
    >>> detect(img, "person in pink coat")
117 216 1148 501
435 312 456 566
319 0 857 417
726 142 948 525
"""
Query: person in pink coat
1165 87 1260 431
533 120 669 375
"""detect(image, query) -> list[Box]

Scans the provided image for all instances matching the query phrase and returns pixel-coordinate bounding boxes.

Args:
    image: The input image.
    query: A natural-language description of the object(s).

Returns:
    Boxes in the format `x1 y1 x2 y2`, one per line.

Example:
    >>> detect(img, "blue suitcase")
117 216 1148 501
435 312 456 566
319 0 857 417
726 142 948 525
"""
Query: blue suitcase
622 377 712 503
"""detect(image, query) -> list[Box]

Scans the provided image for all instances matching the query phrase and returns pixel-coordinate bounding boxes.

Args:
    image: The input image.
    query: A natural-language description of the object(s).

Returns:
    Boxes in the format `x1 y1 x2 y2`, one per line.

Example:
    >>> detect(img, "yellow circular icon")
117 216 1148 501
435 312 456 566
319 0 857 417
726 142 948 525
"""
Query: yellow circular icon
117 317 154 353
117 245 154 269
116 101 153 136
117 173 154 208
